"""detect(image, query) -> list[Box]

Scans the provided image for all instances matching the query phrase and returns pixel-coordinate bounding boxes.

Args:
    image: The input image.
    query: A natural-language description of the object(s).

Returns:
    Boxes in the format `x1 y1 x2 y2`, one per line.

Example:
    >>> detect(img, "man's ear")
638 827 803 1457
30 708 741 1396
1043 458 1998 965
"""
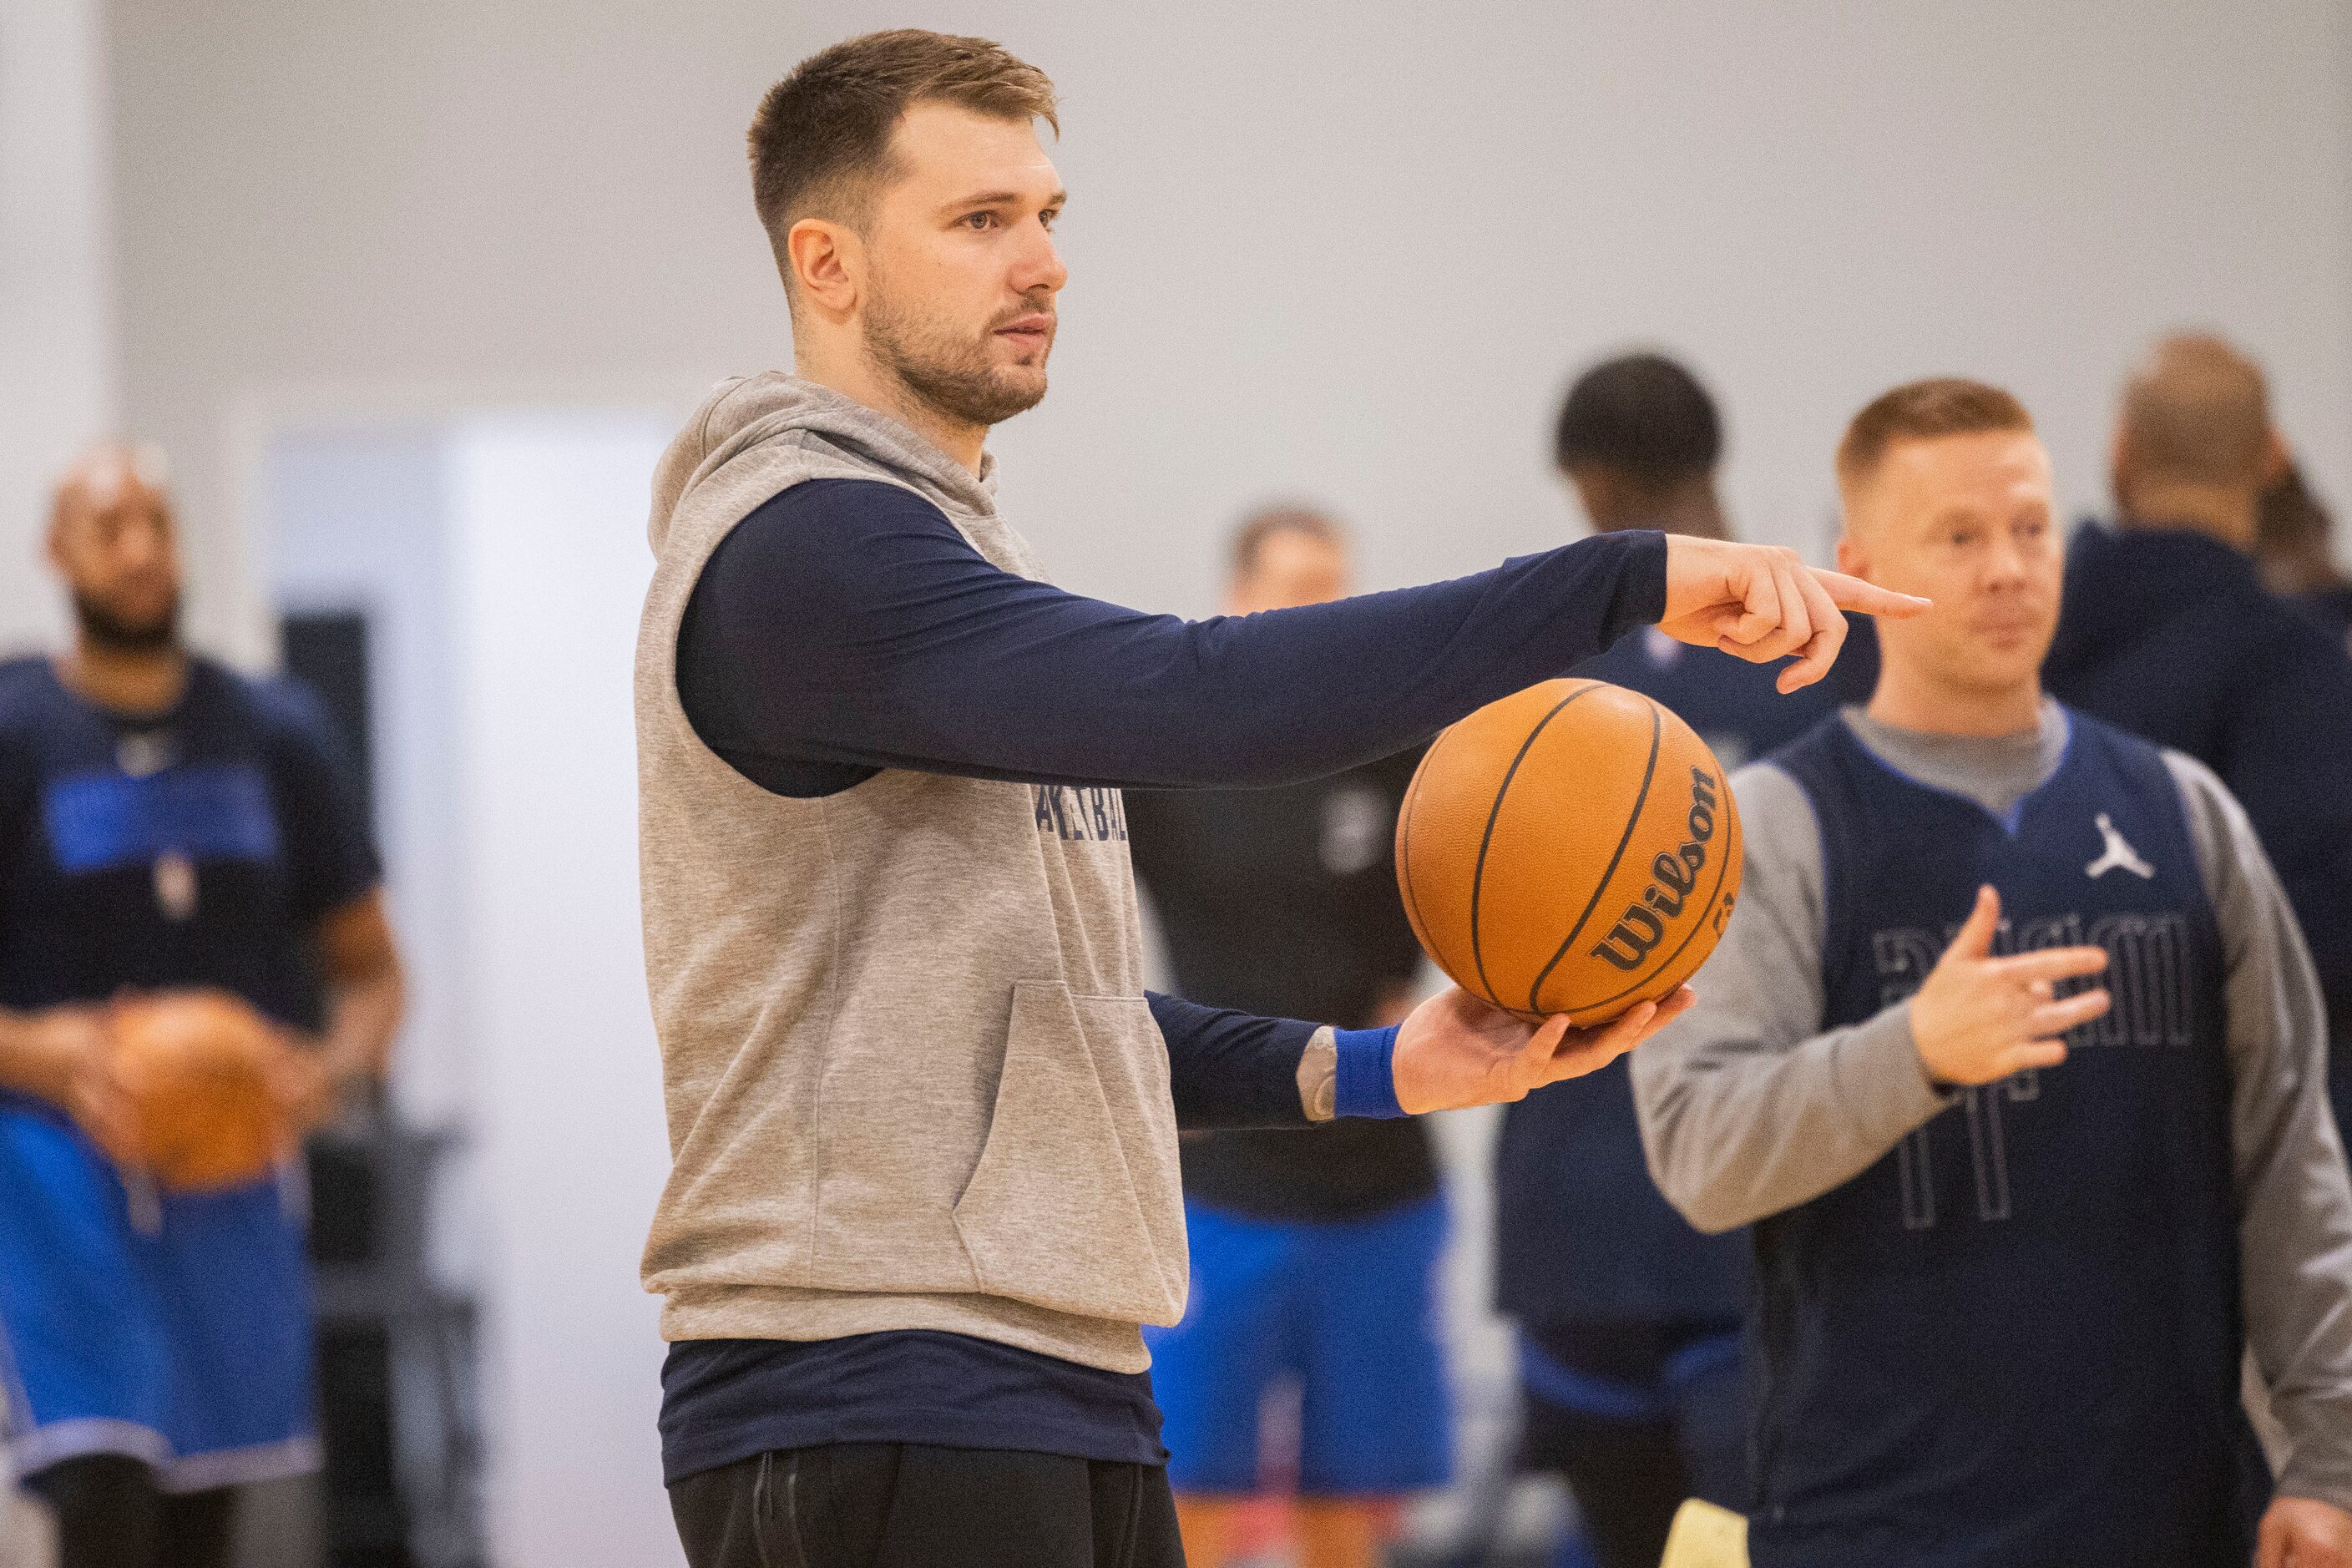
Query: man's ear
2108 426 2133 516
2260 427 2291 488
785 217 862 321
1834 528 1868 582
1564 464 1631 531
1561 465 1603 528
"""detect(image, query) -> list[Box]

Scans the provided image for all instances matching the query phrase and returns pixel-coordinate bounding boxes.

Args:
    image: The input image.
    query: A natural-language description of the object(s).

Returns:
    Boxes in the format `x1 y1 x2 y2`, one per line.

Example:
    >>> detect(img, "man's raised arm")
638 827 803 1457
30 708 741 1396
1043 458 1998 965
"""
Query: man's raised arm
675 480 1920 798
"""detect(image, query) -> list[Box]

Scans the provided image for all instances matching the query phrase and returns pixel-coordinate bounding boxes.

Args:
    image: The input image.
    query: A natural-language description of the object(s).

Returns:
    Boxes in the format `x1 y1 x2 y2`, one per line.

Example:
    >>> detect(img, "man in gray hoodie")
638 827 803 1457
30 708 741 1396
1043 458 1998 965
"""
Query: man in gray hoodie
637 29 1920 1568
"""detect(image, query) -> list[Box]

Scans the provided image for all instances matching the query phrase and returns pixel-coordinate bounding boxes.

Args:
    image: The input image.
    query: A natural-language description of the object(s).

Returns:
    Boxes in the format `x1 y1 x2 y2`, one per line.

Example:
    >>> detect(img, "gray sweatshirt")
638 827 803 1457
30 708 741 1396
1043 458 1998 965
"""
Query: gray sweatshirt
635 376 1187 1373
1630 701 2352 1509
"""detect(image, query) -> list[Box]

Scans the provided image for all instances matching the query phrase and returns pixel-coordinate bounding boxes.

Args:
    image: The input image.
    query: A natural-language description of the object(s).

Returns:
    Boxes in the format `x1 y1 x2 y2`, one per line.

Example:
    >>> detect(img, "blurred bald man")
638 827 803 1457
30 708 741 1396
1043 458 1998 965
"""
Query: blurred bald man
2046 334 2352 1133
0 447 402 1568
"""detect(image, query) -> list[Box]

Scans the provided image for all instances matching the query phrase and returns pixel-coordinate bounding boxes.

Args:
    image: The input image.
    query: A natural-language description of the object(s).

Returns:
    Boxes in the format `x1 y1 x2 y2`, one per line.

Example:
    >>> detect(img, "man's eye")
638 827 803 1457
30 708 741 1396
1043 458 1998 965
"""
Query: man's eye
963 211 998 230
1040 209 1060 230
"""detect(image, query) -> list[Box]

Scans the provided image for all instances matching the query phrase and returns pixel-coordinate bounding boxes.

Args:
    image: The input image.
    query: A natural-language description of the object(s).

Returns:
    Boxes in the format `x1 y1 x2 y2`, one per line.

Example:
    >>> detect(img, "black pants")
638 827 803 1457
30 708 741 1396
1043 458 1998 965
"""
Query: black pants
25 1454 240 1568
668 1444 1186 1568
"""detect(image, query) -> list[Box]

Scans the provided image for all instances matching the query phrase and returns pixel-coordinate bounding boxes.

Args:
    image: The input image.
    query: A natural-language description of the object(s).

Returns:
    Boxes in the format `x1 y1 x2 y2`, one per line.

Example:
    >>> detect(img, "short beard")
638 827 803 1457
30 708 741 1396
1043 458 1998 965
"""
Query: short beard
73 589 180 655
863 281 1050 431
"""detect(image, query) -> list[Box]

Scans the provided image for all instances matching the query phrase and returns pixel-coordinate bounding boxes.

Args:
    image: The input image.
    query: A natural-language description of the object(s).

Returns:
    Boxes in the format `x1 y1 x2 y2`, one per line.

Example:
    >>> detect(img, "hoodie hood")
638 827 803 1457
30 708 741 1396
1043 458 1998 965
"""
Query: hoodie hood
647 372 998 556
2045 518 2260 677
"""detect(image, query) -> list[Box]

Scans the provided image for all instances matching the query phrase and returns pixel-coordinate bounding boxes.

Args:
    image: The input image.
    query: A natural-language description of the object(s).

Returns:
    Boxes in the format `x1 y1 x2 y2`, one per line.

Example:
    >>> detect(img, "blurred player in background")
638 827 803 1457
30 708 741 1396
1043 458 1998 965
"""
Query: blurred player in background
1125 508 1443 1568
0 446 404 1568
1492 353 1869 1568
1557 352 1879 771
1635 379 2352 1568
2043 334 2352 1140
2253 461 2352 650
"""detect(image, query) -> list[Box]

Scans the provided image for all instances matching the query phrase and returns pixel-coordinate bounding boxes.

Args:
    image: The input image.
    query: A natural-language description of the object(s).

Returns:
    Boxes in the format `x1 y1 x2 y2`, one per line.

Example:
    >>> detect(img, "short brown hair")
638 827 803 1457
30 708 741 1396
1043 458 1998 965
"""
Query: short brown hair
2117 332 2269 489
1837 377 2035 489
1231 507 1347 579
748 30 1058 278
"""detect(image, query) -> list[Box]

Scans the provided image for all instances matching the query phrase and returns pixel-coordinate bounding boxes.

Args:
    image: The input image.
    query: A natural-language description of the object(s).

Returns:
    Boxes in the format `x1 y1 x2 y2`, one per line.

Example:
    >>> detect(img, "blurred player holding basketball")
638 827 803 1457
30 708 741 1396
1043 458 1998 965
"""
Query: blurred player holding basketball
0 447 405 1568
1632 380 2352 1567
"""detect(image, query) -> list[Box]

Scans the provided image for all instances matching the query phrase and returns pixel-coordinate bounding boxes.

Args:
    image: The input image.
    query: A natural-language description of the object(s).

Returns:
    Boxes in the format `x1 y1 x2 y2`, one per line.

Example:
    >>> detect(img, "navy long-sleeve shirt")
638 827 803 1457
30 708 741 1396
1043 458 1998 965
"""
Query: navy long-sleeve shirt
660 473 1669 1485
673 477 1669 1126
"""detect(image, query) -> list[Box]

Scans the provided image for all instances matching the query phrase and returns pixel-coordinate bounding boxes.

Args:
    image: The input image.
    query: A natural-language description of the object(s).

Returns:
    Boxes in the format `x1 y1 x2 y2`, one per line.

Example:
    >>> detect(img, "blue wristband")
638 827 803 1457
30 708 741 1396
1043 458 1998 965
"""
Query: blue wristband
1333 1025 1408 1119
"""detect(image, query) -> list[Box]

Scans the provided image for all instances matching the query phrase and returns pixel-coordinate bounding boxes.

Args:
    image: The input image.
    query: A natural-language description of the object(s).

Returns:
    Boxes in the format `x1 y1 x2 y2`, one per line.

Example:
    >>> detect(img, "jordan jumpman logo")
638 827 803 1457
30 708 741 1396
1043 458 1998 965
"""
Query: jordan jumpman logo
2085 813 2155 879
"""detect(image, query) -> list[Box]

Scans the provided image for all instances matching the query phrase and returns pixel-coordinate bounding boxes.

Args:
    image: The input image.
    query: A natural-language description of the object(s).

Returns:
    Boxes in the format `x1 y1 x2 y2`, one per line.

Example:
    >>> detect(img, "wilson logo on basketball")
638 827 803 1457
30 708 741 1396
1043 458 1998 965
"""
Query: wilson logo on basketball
1591 767 1718 972
1394 678 1743 1025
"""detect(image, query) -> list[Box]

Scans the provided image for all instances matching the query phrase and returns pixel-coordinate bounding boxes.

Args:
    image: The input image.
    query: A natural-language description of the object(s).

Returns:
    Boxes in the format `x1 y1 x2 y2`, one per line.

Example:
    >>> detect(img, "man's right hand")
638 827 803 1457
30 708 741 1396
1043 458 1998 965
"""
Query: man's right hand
1909 886 2112 1086
1390 984 1697 1115
1659 535 1930 692
0 1004 140 1165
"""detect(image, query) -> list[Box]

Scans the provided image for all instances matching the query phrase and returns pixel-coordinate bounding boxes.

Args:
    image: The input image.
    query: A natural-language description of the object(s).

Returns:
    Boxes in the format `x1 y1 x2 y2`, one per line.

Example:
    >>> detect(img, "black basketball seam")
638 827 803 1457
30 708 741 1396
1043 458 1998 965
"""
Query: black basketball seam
1396 750 1444 982
1468 683 1597 1009
1526 701 1662 1014
1566 797 1737 1015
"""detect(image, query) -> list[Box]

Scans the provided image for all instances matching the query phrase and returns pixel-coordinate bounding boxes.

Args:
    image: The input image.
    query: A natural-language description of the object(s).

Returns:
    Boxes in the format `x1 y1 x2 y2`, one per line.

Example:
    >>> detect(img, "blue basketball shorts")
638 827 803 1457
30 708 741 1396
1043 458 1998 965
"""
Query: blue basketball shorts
1146 1193 1454 1496
0 1098 317 1490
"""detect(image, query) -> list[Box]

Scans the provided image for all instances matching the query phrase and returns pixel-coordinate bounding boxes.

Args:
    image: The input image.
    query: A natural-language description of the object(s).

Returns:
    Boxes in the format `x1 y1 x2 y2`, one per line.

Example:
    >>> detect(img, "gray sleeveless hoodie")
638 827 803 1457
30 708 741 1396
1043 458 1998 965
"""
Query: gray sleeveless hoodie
634 374 1184 1373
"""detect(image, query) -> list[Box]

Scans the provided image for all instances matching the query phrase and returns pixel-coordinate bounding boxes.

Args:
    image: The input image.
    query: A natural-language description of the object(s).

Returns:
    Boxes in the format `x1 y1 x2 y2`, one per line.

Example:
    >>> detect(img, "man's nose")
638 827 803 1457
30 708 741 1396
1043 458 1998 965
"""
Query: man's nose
1013 224 1067 296
117 519 175 578
1983 535 2031 585
120 525 164 570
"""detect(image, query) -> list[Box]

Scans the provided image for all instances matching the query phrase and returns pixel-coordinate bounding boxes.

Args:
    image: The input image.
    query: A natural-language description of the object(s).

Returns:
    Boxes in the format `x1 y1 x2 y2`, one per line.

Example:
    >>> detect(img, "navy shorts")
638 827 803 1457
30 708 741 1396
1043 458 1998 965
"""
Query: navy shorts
1146 1193 1453 1496
0 1098 317 1490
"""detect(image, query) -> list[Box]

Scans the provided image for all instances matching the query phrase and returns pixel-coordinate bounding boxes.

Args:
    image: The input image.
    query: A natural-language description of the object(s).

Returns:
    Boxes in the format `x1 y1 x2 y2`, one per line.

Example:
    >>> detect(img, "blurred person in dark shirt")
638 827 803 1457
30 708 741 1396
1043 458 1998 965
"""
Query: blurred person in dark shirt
2254 461 2352 651
0 445 404 1568
1125 508 1442 1568
1498 354 1874 1568
2045 332 2352 1136
1560 355 1879 770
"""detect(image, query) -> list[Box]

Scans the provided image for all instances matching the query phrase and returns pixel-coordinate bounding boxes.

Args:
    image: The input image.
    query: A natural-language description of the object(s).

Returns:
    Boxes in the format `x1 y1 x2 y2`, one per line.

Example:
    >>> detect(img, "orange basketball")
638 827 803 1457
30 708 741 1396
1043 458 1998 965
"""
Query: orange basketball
110 990 287 1191
1396 679 1742 1024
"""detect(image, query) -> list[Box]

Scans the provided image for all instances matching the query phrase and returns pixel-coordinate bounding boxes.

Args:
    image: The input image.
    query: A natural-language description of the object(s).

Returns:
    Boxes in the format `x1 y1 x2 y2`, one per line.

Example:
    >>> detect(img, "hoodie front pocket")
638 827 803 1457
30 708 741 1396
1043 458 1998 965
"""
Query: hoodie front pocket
952 981 1186 1327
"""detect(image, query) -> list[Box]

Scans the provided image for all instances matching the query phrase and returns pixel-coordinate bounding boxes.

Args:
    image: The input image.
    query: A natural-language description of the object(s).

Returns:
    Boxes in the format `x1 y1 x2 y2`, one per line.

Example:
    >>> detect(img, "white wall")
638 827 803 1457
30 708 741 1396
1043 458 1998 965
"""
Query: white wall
265 414 676 1568
446 415 676 1568
267 429 464 1125
106 0 2352 650
0 0 117 653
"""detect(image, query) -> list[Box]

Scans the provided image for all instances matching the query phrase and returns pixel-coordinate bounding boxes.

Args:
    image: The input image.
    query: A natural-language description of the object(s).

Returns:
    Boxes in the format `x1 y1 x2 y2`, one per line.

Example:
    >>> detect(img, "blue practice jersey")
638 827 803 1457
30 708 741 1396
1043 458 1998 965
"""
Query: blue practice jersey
1748 711 2263 1568
1494 622 1874 1327
0 655 378 1031
0 655 378 1485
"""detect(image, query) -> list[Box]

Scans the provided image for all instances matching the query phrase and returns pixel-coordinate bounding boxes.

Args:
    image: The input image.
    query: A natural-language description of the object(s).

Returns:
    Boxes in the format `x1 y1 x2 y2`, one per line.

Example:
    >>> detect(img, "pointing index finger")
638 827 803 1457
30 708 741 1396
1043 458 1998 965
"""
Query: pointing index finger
1812 568 1930 619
